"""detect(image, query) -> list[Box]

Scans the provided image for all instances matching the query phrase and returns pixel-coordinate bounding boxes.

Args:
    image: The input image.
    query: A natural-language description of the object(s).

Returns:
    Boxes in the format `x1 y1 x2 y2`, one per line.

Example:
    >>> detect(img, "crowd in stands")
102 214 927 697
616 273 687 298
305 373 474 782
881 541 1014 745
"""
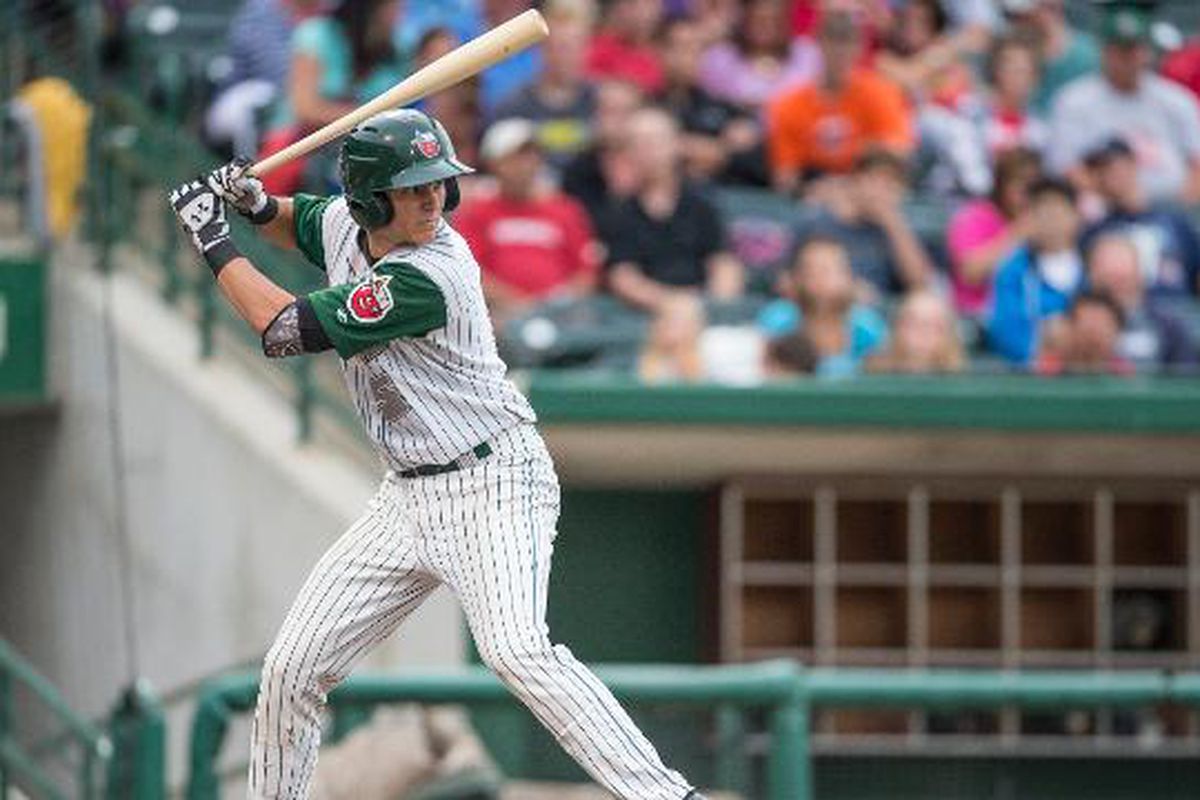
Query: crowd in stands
197 0 1200 382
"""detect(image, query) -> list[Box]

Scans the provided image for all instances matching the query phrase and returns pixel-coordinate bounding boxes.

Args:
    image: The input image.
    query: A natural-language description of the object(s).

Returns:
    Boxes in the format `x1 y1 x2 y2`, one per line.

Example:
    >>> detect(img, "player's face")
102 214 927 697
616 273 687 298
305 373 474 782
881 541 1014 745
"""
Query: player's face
386 181 446 245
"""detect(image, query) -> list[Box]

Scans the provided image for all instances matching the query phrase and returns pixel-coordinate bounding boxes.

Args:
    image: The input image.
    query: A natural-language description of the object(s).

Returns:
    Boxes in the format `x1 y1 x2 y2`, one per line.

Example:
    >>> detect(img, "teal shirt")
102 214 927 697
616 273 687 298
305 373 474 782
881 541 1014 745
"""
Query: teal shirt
1033 30 1101 116
271 17 406 129
757 299 888 377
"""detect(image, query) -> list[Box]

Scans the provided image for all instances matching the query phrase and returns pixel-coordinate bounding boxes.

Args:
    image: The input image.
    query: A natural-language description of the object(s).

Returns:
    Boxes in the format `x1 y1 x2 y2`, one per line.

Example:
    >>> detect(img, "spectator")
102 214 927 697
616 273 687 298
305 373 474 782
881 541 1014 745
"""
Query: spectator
866 289 966 374
561 79 644 223
1036 290 1134 376
1048 0 1200 204
639 293 706 382
758 237 887 377
600 107 745 310
415 28 482 167
455 119 600 325
989 177 1085 366
259 0 405 194
912 31 1045 198
877 0 975 110
1002 0 1100 115
696 0 821 113
394 0 482 54
797 148 936 303
658 15 766 185
1080 137 1200 299
945 146 1041 316
763 331 819 378
767 11 914 194
492 0 597 173
205 0 325 156
585 0 665 94
1086 234 1197 372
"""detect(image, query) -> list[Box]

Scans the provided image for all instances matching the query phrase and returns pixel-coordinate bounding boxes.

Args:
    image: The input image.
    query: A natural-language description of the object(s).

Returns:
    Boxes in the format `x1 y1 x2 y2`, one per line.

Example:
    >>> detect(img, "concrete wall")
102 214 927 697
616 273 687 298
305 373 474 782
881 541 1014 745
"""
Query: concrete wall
0 249 464 725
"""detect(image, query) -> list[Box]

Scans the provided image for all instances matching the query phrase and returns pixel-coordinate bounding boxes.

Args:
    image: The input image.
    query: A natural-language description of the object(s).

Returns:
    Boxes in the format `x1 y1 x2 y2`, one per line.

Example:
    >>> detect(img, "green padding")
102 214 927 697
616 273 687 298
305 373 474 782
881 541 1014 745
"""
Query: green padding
527 373 1200 433
0 249 47 402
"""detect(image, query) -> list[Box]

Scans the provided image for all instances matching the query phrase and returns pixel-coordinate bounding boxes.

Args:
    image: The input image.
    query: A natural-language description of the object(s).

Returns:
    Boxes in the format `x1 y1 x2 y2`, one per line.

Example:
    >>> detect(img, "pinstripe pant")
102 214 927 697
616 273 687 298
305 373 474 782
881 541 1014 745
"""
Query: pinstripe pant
248 424 694 799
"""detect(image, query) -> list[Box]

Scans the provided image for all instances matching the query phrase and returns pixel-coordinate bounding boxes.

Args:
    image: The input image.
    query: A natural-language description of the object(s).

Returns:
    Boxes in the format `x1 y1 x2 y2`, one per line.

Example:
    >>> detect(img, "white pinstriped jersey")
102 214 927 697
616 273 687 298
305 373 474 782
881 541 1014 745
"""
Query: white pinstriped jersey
308 197 536 469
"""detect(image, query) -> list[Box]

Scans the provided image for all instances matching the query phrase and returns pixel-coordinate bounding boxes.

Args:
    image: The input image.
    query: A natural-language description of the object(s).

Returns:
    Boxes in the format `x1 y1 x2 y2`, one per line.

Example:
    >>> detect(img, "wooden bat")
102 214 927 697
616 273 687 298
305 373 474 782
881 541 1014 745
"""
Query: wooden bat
251 9 549 176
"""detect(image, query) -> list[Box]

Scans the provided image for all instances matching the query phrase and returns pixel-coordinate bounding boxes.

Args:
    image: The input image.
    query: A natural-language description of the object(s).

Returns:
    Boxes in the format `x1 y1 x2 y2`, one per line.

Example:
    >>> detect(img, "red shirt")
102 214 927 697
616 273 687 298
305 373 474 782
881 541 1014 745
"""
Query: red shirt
585 32 664 94
454 191 599 298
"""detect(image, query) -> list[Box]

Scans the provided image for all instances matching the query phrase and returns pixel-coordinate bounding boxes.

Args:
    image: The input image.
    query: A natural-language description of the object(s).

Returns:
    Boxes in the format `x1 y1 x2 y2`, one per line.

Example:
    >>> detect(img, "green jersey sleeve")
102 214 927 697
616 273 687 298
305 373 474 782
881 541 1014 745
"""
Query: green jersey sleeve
292 193 334 269
306 261 447 359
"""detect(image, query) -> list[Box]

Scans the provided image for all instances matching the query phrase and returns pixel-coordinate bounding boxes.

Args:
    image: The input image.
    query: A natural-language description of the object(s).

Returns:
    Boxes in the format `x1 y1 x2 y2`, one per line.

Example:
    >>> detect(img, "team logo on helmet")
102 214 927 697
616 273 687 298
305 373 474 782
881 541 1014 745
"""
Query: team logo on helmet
413 130 441 159
347 274 394 323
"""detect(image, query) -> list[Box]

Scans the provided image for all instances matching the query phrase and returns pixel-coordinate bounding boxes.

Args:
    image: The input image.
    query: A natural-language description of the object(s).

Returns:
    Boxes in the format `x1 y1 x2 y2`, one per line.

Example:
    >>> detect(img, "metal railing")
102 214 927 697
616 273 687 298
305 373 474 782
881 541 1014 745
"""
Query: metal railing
186 663 1200 800
0 638 112 799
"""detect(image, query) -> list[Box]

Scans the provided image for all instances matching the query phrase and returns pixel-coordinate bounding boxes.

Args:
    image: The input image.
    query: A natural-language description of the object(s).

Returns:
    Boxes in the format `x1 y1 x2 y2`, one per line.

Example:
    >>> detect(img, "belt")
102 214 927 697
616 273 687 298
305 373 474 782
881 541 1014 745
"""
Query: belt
396 441 493 479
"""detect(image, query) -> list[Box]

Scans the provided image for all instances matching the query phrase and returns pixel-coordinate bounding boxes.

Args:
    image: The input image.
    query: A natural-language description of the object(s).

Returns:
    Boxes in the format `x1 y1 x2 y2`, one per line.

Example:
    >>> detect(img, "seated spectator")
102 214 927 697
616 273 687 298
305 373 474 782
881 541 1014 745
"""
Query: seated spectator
946 147 1041 316
1086 234 1197 372
866 289 966 374
758 237 887 377
561 79 644 224
585 0 665 94
455 119 600 326
639 293 706 383
989 177 1085 366
763 331 819 378
658 15 766 185
600 107 745 310
492 0 596 173
475 0 544 117
912 33 1045 198
260 0 405 194
767 10 914 194
1036 290 1134 376
393 0 482 55
696 0 821 113
1080 137 1200 299
1048 1 1200 204
797 148 936 303
1002 0 1100 116
877 0 976 110
416 28 482 166
205 0 325 157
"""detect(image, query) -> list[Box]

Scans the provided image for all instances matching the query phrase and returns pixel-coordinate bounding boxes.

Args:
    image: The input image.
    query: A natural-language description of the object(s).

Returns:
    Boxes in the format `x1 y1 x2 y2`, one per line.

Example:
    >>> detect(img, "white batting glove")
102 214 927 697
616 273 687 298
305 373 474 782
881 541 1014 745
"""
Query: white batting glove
207 157 278 224
169 177 241 275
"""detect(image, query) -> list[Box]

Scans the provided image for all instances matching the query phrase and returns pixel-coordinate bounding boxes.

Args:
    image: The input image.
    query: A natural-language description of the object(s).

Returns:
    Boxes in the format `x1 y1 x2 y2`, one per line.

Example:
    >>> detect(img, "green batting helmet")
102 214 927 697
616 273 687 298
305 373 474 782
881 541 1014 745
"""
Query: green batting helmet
338 108 475 230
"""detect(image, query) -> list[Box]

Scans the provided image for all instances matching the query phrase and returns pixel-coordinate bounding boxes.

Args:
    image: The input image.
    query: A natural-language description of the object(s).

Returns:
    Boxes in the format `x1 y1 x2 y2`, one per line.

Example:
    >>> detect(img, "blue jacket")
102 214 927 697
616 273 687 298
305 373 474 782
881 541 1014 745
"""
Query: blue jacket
988 246 1082 365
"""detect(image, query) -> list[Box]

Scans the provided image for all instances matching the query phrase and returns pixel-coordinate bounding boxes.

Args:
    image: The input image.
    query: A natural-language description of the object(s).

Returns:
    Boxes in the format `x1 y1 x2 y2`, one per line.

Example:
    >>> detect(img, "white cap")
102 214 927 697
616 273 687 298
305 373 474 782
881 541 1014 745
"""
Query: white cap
480 118 538 162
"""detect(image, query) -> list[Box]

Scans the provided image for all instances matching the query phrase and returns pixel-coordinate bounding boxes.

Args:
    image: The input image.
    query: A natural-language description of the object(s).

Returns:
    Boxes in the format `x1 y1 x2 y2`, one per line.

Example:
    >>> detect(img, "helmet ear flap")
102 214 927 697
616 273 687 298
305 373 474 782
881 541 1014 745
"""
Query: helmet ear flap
346 192 393 230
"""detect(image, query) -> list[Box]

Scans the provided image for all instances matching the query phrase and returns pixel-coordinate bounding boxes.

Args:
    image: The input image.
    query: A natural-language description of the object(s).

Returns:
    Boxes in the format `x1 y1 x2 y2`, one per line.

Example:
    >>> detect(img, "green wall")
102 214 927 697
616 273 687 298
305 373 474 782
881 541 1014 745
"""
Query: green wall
471 488 710 783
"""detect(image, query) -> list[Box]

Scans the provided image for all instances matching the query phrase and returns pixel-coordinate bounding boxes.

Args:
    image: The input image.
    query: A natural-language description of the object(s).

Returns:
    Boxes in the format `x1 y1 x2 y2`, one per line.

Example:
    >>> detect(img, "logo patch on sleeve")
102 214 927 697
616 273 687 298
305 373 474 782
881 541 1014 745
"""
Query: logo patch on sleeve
347 274 394 323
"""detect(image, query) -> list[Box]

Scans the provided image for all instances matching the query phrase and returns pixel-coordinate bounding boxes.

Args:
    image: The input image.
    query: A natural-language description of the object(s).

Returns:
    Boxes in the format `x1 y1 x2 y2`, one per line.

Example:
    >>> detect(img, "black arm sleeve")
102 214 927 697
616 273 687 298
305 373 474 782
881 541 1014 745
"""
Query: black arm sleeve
261 298 333 358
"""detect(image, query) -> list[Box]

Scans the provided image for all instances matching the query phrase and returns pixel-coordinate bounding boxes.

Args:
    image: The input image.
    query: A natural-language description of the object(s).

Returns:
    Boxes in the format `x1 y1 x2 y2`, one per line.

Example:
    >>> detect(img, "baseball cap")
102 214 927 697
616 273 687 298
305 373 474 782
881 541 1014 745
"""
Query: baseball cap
480 118 538 162
1097 1 1155 44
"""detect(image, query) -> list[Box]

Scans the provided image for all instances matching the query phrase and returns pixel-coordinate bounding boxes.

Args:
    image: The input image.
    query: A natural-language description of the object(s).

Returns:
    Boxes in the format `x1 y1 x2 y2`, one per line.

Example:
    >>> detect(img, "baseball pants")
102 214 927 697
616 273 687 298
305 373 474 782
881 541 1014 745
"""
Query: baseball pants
248 424 694 799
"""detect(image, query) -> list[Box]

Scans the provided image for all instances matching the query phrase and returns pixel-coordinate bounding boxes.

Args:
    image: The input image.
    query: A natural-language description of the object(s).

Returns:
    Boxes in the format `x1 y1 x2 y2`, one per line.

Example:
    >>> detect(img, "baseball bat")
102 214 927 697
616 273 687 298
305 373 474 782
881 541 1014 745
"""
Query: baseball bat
250 9 549 176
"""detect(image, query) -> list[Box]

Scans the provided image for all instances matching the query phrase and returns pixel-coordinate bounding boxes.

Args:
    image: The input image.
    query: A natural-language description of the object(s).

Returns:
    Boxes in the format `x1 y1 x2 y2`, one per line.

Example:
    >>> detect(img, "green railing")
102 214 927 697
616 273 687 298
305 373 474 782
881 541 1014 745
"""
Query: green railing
0 638 112 799
0 639 168 800
187 661 808 800
186 663 1200 800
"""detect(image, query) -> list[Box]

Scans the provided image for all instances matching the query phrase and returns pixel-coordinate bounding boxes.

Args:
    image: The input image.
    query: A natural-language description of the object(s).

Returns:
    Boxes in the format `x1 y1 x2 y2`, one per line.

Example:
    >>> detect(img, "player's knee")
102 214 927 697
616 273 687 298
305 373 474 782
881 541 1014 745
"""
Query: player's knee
477 635 557 682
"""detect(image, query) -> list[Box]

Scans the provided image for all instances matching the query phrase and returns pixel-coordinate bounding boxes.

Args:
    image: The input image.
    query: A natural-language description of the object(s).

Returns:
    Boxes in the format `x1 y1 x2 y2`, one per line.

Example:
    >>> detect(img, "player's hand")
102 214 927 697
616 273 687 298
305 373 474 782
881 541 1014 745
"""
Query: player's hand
207 157 277 224
169 177 240 275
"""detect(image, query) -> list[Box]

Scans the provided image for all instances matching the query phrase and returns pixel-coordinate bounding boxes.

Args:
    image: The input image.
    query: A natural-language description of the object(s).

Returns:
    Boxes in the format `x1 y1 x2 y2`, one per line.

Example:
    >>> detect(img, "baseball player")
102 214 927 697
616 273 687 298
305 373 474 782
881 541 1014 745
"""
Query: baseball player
168 108 707 800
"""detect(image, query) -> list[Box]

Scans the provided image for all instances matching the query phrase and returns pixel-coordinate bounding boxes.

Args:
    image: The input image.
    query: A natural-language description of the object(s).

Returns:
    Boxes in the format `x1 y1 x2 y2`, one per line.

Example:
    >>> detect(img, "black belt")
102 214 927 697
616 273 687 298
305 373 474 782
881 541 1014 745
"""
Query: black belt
396 441 493 479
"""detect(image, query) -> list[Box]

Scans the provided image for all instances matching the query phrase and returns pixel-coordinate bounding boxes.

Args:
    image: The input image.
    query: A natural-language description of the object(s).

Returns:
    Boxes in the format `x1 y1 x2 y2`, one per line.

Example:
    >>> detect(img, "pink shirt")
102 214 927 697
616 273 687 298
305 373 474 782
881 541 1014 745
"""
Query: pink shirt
946 199 1008 315
698 39 822 111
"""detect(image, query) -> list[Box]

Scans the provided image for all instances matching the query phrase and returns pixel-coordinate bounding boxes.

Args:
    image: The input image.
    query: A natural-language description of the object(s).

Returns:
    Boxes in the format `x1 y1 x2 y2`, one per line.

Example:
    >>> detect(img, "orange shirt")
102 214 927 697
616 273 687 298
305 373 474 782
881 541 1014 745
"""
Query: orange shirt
768 68 914 178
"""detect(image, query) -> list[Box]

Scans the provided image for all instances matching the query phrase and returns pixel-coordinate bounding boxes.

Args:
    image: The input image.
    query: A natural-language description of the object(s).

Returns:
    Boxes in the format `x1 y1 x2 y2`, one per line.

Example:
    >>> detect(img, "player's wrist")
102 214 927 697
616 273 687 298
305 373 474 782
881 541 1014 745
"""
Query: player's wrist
203 237 241 277
243 194 279 225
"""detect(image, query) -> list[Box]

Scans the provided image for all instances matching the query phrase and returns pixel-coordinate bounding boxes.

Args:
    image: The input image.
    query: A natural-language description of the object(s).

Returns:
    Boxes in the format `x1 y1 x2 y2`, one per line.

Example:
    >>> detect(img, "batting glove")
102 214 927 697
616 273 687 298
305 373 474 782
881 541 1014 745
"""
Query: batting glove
207 157 278 224
169 177 241 276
